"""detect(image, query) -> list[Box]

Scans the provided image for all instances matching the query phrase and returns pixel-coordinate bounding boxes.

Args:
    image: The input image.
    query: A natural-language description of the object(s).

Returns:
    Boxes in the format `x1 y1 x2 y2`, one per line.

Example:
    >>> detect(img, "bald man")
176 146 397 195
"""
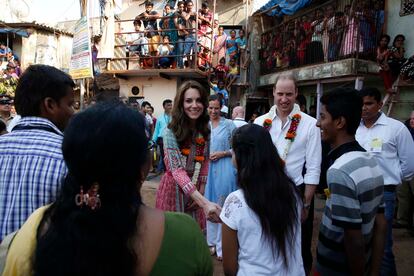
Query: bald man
232 106 247 128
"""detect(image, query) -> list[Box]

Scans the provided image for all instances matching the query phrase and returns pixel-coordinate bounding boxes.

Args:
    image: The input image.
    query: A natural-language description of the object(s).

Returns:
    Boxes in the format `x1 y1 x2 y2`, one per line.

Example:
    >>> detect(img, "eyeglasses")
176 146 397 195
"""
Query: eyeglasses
0 100 12 105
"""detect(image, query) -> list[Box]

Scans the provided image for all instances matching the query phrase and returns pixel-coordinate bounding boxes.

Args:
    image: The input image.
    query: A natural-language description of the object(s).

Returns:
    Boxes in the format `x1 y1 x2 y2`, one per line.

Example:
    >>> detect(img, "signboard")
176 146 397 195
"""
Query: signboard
69 16 93 79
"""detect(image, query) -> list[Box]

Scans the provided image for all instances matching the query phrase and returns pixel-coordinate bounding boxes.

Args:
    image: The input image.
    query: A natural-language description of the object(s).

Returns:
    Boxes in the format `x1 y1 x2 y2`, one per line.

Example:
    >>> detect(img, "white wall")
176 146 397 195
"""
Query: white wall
386 0 414 55
119 76 177 118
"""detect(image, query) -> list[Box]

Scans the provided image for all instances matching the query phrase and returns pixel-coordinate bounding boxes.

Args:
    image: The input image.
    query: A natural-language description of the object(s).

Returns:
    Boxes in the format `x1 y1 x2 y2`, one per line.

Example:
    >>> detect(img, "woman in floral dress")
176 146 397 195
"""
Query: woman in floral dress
156 80 221 231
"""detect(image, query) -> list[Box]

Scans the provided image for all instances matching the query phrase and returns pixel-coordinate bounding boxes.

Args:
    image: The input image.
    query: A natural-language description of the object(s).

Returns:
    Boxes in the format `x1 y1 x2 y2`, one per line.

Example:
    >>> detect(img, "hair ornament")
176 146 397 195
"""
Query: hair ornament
75 183 101 210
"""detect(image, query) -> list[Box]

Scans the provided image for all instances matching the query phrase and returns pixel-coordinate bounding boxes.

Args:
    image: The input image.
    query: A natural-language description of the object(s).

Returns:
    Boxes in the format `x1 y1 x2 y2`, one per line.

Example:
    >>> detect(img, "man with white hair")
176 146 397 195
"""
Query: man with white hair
232 106 247 128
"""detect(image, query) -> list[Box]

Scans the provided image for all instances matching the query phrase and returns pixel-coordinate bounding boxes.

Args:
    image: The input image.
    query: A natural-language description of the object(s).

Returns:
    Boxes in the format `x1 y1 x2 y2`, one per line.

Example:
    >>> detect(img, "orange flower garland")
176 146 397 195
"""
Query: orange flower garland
181 135 206 162
263 118 273 131
262 112 302 162
285 114 301 141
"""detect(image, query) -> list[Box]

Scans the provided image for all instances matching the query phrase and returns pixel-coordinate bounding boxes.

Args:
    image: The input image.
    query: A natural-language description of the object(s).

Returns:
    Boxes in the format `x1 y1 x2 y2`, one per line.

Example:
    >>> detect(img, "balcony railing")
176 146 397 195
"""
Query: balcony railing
259 0 385 75
106 9 215 74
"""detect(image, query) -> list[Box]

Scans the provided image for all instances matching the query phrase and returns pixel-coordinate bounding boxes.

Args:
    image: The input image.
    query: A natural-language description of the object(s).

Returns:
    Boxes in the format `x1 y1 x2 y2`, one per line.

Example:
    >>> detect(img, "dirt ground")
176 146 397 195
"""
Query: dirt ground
142 174 414 276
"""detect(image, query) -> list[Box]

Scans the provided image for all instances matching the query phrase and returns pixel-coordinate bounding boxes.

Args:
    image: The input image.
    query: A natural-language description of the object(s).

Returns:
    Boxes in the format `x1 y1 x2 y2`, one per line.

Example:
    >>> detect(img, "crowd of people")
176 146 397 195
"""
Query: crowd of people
260 0 385 74
1 63 414 276
0 42 21 99
124 0 248 90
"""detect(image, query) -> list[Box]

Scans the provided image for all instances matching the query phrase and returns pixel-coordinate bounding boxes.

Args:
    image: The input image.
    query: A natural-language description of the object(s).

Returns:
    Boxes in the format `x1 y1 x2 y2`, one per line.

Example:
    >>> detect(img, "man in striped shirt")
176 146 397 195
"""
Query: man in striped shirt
0 65 75 240
316 88 387 276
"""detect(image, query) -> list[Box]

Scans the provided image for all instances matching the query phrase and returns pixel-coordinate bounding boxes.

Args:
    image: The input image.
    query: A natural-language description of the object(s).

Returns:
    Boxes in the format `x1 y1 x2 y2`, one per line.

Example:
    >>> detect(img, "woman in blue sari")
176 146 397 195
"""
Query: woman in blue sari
226 30 238 63
205 94 237 261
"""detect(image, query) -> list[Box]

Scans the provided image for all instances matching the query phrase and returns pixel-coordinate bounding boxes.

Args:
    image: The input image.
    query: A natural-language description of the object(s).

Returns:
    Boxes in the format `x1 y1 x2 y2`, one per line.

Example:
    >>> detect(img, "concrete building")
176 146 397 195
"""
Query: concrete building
248 0 413 121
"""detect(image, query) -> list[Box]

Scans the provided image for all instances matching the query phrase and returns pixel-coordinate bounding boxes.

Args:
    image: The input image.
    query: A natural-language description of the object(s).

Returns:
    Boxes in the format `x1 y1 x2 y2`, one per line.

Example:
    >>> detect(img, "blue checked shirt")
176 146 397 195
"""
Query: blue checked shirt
0 117 67 240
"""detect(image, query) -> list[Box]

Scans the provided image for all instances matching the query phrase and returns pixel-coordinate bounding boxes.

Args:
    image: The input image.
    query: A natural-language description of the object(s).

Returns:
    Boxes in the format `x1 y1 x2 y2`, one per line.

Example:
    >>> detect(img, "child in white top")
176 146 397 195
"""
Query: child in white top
220 124 305 276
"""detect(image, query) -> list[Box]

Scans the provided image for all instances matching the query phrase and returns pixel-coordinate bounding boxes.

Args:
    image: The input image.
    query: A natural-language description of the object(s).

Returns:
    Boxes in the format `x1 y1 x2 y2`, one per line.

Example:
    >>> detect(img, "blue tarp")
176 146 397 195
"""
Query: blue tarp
257 0 312 17
0 28 29 38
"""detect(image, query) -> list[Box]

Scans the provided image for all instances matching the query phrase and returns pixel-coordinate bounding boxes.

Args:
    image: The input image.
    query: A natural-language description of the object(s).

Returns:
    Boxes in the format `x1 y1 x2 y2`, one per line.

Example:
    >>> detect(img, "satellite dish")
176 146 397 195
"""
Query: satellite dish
10 0 31 20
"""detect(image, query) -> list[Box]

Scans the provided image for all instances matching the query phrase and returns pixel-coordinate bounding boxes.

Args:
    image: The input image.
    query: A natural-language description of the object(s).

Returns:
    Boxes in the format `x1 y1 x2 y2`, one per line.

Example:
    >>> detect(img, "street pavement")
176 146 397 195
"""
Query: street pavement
142 173 414 276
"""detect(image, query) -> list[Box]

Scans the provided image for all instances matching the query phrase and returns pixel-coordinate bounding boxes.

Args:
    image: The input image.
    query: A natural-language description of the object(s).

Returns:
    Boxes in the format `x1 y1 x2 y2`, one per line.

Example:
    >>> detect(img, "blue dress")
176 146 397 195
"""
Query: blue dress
205 118 237 206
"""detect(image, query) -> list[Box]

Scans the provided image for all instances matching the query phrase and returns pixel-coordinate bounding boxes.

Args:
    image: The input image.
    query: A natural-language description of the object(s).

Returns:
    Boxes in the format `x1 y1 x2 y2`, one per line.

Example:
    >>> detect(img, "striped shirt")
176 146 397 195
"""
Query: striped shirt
316 141 384 275
0 117 67 240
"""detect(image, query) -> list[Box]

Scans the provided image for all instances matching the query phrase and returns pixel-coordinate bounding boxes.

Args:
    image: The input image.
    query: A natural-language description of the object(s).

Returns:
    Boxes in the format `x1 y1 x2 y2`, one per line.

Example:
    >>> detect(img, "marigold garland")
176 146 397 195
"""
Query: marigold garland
263 118 272 131
180 134 206 185
263 112 302 162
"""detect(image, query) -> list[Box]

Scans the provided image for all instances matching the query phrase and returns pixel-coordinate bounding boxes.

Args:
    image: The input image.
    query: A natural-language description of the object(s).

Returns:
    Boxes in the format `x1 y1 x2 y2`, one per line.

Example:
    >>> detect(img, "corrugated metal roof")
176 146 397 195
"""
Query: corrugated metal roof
0 21 73 36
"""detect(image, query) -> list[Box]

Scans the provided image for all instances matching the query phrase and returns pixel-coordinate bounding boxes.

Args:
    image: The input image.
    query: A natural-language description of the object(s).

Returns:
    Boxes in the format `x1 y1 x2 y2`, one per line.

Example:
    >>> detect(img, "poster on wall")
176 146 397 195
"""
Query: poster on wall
69 16 93 79
35 35 58 66
400 0 414 16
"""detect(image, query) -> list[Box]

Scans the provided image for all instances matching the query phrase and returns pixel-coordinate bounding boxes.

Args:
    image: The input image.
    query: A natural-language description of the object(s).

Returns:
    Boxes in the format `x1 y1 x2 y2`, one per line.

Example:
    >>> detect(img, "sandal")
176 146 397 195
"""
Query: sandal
209 246 216 256
216 256 223 262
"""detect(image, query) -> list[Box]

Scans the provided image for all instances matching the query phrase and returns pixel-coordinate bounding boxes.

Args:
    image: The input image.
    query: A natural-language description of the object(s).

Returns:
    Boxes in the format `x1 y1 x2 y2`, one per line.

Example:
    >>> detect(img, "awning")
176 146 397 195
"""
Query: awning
254 0 312 17
0 28 29 38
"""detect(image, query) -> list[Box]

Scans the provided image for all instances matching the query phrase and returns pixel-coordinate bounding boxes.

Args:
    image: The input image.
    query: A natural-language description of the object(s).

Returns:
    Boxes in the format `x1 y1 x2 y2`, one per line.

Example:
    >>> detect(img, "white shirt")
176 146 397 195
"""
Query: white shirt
232 117 247 128
220 190 305 276
356 113 414 185
254 104 321 186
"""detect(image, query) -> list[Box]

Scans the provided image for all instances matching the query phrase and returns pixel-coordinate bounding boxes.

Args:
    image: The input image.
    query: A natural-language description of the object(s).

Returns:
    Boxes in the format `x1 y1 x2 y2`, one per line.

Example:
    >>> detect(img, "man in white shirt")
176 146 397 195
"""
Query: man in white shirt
356 87 414 276
231 106 247 128
254 73 321 274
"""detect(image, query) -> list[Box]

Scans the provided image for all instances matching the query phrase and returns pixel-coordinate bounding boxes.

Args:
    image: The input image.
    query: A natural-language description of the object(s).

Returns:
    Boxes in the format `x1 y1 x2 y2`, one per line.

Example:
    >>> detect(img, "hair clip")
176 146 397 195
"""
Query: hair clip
75 183 101 210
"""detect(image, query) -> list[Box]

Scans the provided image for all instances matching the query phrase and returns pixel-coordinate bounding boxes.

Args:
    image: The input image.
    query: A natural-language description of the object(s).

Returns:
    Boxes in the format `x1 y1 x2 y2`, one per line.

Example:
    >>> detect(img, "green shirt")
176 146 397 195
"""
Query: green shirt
151 212 213 276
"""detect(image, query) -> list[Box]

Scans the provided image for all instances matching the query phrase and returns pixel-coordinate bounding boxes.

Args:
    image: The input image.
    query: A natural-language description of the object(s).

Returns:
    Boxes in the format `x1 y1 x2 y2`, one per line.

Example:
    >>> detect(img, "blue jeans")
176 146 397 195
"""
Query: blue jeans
380 190 398 276
176 37 185 68
184 34 196 55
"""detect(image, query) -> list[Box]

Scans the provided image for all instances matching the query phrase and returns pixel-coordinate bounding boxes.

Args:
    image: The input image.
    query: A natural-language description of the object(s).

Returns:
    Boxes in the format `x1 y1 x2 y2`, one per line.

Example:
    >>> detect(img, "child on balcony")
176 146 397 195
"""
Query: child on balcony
215 57 229 83
157 35 174 68
198 47 211 71
128 19 149 57
226 57 239 91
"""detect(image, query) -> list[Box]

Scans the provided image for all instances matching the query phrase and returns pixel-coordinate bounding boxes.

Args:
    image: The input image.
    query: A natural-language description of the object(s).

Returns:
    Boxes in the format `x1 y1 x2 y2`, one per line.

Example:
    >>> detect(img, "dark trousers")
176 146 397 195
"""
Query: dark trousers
299 184 315 275
156 138 165 172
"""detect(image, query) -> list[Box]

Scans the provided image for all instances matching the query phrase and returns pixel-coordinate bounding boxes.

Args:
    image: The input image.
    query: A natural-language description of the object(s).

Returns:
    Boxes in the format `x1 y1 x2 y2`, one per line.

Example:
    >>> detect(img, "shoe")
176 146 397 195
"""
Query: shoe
209 246 216 256
216 256 223 262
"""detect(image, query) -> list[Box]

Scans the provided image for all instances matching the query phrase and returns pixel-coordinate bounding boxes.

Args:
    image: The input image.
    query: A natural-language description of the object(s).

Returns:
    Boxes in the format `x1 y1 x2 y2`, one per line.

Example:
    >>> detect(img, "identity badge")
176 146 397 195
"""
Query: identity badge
370 138 383 152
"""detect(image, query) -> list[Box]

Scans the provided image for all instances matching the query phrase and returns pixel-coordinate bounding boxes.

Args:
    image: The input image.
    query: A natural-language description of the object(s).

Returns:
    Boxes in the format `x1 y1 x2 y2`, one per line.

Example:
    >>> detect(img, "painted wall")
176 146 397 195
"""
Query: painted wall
386 0 414 55
119 76 177 118
20 30 73 71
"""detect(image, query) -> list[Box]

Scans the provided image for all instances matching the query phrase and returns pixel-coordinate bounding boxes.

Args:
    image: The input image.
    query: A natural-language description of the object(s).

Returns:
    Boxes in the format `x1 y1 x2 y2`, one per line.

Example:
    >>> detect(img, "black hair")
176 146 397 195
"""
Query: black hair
358 86 382 103
177 1 184 7
202 2 208 8
393 34 405 46
0 120 6 133
133 18 142 26
208 94 222 107
320 87 363 135
14 64 75 117
145 1 154 7
378 34 391 46
149 105 154 112
141 101 151 108
162 99 172 107
232 124 299 267
34 101 149 276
